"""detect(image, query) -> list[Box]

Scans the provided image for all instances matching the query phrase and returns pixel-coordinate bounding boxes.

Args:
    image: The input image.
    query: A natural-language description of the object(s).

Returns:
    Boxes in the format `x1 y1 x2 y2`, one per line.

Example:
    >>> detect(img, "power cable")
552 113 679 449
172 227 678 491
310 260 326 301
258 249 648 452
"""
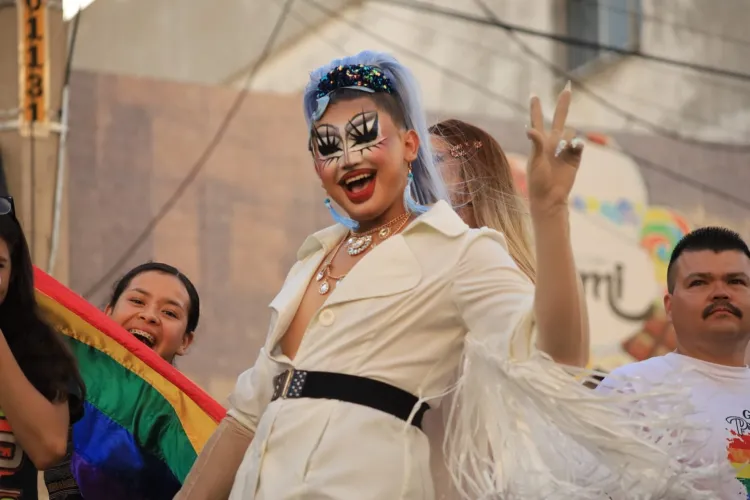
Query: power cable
284 0 642 248
300 0 750 215
366 0 748 143
371 0 750 83
81 0 297 300
48 7 83 273
472 0 750 152
572 0 750 49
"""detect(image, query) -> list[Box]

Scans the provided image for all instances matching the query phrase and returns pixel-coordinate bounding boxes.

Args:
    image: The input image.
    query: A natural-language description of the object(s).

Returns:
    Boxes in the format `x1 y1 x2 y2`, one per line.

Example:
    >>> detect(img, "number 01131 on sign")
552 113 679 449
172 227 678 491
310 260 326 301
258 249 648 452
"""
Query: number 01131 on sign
17 0 49 134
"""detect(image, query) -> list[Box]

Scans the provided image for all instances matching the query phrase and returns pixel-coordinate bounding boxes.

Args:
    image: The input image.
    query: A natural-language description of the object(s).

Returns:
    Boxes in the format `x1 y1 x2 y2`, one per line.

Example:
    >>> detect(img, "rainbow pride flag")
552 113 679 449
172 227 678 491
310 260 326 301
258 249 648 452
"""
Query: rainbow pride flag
33 267 226 499
728 431 750 499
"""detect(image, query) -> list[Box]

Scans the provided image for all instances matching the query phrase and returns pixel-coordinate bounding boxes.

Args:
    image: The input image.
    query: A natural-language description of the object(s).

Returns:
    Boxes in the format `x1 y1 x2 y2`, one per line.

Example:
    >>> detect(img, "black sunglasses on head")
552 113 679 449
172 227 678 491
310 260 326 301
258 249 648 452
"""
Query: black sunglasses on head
0 196 14 217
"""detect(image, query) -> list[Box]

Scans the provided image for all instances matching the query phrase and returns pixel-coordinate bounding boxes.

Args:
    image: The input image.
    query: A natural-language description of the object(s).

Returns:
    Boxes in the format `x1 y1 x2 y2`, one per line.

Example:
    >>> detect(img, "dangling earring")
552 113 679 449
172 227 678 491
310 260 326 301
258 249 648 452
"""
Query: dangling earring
324 197 359 230
403 163 427 214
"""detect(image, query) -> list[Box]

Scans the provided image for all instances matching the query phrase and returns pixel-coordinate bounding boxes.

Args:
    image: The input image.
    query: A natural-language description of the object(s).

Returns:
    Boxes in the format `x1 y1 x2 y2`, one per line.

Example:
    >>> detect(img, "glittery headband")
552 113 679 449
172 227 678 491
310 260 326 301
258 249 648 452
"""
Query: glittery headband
312 64 395 121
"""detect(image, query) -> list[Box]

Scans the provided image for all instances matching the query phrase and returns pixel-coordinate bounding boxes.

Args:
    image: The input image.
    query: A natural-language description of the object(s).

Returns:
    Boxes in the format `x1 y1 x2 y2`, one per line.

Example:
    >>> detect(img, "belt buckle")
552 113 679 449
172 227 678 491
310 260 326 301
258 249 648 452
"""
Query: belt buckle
272 369 307 400
280 369 294 399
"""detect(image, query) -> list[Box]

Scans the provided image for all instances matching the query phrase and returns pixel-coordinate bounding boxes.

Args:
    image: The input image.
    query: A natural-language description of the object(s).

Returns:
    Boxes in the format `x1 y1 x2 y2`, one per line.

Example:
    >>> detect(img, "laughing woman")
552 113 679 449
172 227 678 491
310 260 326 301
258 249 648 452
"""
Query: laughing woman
103 262 199 363
44 262 200 499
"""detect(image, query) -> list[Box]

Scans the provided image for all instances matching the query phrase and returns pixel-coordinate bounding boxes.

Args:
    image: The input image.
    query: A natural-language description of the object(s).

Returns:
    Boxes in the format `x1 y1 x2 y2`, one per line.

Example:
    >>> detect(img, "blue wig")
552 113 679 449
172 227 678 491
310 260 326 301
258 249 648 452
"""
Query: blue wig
303 51 449 228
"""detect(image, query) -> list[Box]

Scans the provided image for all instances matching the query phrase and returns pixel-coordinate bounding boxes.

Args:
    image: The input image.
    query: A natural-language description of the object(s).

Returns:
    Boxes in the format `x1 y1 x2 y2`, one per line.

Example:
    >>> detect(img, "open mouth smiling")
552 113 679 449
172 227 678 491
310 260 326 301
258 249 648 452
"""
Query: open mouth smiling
129 328 156 348
340 171 376 193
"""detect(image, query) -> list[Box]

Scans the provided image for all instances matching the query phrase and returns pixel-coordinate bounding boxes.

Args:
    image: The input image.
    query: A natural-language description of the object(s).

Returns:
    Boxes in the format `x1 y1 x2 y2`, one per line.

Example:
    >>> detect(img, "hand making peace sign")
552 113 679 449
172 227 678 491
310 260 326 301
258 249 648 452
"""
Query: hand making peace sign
525 82 584 216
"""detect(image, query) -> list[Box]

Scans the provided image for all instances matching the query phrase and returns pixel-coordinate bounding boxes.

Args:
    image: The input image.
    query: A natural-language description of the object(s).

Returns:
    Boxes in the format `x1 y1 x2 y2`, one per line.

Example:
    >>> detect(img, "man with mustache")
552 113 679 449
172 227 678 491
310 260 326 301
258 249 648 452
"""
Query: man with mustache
598 226 750 499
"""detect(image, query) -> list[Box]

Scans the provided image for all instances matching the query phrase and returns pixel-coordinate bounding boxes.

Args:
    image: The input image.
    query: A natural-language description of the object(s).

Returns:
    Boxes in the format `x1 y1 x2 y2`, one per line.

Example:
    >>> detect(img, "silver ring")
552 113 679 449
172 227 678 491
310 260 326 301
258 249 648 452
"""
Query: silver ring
570 137 584 150
555 137 584 158
555 139 567 157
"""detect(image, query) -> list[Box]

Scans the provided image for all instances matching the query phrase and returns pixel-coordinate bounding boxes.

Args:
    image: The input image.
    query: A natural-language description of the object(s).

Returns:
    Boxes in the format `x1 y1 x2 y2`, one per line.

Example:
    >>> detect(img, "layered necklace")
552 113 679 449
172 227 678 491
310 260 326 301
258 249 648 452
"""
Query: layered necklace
316 212 411 295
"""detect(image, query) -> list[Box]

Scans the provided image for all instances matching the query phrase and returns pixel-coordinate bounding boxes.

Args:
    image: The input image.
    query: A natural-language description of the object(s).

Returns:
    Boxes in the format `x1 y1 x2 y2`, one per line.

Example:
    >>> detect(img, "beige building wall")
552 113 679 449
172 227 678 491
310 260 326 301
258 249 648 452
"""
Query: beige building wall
241 0 750 144
70 0 362 85
63 0 750 395
70 0 750 141
65 70 750 401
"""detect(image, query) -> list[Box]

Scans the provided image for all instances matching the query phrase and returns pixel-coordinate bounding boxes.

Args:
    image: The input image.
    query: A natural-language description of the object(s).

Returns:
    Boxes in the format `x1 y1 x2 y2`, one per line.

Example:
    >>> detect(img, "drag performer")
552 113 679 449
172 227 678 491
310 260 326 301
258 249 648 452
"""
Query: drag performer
177 51 727 499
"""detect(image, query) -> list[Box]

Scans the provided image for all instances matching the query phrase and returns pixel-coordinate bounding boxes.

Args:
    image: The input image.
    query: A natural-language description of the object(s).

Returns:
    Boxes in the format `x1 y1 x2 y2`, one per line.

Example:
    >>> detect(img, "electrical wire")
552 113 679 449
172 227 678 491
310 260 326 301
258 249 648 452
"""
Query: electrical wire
48 7 83 274
365 0 747 141
283 0 660 251
81 0 297 300
471 0 750 152
29 123 35 251
572 0 750 49
83 0 750 299
371 0 750 83
299 0 750 214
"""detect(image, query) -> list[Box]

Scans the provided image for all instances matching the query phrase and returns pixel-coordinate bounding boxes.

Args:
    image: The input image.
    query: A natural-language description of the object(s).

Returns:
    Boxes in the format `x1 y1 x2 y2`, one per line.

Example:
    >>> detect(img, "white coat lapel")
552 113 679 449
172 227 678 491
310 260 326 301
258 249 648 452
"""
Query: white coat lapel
265 224 347 349
266 250 325 350
324 234 421 308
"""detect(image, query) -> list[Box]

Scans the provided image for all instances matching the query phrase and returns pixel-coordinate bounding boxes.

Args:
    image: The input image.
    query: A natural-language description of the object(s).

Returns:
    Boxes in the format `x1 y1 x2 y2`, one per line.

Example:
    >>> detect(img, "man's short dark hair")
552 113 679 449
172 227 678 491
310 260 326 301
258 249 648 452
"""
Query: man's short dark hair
666 226 750 293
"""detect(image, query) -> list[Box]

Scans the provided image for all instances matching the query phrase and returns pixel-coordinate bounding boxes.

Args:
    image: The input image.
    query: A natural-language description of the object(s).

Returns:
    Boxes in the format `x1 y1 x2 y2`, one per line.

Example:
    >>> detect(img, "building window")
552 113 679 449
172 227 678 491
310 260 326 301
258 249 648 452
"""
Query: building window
566 0 642 73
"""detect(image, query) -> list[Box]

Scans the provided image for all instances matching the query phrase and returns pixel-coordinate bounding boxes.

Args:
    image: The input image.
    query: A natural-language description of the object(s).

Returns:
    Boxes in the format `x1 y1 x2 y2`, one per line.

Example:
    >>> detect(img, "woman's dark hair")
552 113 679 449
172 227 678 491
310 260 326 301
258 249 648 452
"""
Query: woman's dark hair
108 262 200 335
0 214 85 412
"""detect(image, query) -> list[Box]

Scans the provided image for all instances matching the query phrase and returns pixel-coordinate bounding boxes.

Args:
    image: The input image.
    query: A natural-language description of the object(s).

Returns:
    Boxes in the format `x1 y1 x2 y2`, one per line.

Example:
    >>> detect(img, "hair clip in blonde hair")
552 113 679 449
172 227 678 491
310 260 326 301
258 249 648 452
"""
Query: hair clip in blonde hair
449 140 483 158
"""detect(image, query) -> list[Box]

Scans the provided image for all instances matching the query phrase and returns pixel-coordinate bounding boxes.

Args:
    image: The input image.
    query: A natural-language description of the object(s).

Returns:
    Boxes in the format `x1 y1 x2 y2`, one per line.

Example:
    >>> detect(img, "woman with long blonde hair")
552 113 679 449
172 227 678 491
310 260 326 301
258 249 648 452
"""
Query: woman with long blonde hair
430 119 536 283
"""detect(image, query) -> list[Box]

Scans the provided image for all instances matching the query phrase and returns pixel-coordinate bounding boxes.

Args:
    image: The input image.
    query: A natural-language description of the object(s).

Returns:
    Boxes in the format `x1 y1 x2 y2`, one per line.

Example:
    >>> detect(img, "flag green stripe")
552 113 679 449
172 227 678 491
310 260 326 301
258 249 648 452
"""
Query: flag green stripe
67 337 197 481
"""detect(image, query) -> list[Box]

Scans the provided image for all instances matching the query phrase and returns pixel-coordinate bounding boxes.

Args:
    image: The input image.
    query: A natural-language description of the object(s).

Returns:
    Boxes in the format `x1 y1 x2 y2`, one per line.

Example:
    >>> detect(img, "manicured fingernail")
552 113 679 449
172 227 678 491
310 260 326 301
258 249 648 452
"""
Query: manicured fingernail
564 80 572 92
529 92 537 101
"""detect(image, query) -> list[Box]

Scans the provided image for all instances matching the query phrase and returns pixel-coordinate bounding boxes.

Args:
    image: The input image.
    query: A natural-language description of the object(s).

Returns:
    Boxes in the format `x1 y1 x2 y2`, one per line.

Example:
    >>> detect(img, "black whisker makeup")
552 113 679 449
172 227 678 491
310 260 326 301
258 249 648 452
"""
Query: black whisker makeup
346 110 385 156
310 108 388 174
311 124 344 172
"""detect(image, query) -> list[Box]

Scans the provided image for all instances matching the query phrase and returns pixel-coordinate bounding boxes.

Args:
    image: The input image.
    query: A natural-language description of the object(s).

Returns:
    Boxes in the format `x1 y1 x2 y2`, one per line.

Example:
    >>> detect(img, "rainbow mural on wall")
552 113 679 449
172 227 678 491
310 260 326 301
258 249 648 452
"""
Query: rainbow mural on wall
640 207 693 289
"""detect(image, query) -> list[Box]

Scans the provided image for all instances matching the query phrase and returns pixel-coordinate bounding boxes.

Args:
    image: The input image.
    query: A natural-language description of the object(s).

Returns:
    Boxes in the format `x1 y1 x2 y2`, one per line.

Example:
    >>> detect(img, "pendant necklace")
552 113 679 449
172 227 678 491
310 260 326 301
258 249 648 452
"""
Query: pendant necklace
315 236 348 295
346 212 410 256
316 212 412 295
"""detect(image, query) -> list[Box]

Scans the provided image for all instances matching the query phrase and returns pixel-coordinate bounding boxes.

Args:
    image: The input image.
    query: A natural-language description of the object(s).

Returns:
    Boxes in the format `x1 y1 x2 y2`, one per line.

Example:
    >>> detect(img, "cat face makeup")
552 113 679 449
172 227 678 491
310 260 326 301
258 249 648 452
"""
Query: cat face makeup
311 110 386 175
309 96 419 228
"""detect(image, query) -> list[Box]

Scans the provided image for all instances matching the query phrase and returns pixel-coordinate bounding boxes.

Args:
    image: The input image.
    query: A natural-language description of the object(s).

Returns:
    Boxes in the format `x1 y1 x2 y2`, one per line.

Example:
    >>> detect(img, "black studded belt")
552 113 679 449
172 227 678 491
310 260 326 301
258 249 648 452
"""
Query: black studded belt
270 369 430 430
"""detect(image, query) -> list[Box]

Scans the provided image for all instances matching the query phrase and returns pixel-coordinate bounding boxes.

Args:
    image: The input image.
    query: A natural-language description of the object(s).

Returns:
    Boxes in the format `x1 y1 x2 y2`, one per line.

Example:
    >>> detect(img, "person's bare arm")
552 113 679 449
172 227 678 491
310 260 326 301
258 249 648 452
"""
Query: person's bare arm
525 85 589 367
175 416 254 500
0 329 69 470
530 209 587 366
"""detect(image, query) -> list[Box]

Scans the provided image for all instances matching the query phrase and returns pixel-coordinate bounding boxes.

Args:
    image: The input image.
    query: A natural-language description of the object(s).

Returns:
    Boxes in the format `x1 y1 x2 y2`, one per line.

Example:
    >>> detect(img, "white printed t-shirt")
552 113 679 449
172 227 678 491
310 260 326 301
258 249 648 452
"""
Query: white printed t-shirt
599 353 750 500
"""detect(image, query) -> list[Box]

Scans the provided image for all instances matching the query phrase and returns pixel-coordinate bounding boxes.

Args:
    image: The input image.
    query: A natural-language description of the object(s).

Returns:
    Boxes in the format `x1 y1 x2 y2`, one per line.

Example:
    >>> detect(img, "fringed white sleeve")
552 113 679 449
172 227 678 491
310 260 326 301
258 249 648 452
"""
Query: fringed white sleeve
446 229 734 499
442 312 734 499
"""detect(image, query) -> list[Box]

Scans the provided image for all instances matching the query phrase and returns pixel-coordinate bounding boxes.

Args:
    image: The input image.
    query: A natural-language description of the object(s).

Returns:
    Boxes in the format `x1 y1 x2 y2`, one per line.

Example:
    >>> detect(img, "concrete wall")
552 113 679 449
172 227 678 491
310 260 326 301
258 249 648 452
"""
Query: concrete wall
70 0 362 85
67 69 750 400
71 0 750 141
244 0 750 144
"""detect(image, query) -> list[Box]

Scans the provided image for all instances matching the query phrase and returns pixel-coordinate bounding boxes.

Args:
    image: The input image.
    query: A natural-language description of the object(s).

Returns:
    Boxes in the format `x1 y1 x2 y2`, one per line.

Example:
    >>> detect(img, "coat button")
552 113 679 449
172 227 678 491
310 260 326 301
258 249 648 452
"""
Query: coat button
318 309 335 326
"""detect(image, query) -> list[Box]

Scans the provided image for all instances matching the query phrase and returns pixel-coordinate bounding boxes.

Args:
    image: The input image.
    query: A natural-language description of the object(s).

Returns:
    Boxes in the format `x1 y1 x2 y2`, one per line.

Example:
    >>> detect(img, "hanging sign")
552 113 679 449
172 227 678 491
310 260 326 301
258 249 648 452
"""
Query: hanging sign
17 0 50 136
